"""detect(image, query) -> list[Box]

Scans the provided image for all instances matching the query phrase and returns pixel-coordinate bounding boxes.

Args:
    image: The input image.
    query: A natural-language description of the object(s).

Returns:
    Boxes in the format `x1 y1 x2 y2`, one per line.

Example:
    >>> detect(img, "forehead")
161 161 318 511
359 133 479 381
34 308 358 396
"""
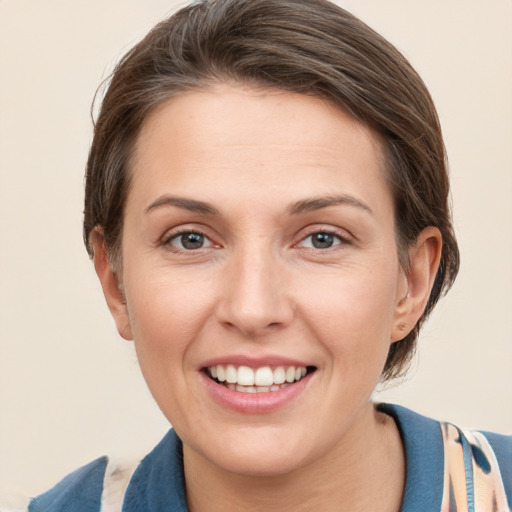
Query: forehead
129 84 390 214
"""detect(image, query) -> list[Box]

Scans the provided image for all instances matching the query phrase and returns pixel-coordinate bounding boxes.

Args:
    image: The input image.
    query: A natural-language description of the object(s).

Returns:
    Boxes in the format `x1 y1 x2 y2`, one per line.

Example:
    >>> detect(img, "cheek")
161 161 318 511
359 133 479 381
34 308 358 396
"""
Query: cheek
121 269 217 422
295 262 399 357
124 267 216 356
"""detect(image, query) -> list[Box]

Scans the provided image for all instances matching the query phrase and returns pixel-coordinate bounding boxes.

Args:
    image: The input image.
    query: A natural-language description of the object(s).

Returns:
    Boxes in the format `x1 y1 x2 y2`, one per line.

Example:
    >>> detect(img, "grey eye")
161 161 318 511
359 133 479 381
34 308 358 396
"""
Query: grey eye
311 232 335 249
298 232 343 249
169 232 212 250
181 232 204 249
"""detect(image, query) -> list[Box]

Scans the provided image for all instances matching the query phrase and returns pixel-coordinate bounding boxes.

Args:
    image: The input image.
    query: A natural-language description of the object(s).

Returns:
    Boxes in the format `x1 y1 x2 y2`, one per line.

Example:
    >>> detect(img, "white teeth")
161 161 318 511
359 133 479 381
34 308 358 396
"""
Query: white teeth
285 366 295 383
273 366 286 384
225 364 237 384
237 366 255 386
236 385 257 393
208 364 310 391
255 367 274 386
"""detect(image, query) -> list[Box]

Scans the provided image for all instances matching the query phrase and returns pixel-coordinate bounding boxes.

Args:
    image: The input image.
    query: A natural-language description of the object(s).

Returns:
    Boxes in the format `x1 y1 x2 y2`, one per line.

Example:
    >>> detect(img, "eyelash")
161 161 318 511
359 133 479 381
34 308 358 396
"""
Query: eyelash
162 228 216 252
296 230 349 250
162 227 350 253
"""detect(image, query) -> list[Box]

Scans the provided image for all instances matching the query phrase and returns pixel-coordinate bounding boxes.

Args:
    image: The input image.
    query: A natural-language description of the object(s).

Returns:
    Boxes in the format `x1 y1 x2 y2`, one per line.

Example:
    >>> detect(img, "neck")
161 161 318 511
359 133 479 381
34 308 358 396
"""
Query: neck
183 403 405 512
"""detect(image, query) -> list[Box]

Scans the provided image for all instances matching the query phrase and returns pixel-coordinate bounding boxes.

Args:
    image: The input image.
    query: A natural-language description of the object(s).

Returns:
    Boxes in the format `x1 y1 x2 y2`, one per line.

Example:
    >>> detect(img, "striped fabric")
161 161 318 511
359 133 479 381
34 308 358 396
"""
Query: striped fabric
441 423 510 512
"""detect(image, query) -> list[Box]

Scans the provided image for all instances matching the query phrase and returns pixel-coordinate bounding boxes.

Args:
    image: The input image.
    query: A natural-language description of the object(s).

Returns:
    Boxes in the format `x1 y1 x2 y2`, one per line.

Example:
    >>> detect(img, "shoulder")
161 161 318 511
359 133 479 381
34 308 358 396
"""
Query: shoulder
479 429 512 477
379 403 512 511
23 455 141 512
27 457 108 512
23 429 185 512
442 423 512 511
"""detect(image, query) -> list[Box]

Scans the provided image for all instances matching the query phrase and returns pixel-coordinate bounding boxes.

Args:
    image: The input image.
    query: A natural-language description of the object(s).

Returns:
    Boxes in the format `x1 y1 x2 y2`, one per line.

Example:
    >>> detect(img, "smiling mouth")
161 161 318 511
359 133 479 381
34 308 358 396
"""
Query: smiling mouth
204 364 316 393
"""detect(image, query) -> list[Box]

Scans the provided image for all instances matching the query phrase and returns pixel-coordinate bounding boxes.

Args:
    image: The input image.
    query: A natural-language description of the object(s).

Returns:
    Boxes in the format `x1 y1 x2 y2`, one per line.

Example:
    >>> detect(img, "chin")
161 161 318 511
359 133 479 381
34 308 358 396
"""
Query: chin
184 424 314 478
213 448 310 478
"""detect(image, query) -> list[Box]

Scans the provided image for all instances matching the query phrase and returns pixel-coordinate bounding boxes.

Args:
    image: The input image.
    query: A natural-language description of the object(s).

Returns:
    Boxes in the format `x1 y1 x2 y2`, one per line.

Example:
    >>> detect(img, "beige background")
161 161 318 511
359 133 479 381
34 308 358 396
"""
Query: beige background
1 0 511 500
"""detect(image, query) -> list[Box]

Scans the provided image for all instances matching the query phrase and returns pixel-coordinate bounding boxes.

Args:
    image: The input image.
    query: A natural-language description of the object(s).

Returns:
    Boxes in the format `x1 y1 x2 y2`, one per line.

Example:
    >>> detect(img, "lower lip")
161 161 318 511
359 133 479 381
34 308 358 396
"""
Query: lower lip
201 372 313 414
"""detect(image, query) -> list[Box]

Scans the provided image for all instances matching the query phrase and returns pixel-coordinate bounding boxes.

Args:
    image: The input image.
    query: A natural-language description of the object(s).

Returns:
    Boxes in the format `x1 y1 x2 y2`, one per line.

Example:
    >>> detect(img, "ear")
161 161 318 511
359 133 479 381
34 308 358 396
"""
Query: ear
391 226 443 342
90 229 133 341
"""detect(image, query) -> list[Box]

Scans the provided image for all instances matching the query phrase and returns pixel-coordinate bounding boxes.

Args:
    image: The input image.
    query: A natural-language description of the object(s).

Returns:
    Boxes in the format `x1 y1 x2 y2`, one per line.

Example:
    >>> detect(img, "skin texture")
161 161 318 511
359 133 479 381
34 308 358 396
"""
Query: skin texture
93 84 442 511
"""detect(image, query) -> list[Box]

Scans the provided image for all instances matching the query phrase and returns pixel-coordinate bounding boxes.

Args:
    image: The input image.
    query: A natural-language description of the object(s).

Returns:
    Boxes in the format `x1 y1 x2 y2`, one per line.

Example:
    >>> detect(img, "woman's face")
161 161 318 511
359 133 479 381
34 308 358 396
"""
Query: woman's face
107 84 415 476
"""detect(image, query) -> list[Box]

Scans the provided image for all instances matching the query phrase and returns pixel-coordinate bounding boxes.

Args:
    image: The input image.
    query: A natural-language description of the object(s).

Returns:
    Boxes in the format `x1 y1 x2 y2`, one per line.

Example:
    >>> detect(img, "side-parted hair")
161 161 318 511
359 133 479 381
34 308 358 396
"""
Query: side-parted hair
83 0 460 381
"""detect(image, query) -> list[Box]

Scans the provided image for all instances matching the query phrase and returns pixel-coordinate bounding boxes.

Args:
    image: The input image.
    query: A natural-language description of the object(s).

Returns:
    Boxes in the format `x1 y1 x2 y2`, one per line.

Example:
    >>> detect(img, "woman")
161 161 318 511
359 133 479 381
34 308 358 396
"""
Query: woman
23 0 511 510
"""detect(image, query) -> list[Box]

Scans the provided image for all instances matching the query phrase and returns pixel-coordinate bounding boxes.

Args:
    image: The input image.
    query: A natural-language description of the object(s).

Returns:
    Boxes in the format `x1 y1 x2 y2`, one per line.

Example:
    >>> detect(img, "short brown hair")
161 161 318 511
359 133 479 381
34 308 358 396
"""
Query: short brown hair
83 0 460 381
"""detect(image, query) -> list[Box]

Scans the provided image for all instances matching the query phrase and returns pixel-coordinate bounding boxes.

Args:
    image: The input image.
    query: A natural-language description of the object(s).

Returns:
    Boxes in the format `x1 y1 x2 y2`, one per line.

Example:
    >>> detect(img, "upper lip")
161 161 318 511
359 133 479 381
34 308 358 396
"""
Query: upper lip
200 354 313 369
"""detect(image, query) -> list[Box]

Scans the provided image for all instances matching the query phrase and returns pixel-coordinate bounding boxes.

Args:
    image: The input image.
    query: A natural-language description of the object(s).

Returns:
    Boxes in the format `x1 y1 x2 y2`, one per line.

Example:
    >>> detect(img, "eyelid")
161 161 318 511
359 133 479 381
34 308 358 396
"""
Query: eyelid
294 225 353 249
161 225 220 252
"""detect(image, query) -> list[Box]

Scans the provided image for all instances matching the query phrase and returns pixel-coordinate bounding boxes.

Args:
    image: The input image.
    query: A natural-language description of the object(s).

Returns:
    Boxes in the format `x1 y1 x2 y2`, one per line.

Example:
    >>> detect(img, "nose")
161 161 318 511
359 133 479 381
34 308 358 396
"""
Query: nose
215 244 295 337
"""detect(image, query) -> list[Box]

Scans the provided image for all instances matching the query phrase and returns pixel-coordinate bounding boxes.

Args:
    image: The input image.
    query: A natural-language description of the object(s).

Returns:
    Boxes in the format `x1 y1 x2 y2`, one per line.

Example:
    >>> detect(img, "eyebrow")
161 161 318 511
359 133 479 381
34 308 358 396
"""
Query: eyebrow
145 195 219 215
145 193 372 217
289 194 373 215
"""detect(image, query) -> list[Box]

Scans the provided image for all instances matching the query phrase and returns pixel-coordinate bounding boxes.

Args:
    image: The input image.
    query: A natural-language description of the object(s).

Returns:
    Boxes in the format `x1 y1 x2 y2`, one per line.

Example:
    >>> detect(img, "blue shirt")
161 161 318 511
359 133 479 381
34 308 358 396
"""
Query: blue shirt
28 405 512 512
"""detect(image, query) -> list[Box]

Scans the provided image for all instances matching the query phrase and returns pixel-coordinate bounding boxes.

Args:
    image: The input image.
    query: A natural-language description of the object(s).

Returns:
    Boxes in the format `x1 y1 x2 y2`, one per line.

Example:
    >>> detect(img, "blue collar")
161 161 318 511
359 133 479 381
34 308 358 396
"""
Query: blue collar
378 403 444 512
124 428 188 512
123 404 444 512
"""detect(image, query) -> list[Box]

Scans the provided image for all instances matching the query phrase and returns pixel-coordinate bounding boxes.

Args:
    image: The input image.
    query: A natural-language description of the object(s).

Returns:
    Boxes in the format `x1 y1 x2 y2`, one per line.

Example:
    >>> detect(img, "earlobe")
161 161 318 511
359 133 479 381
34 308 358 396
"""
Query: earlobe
391 227 442 343
90 229 133 341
